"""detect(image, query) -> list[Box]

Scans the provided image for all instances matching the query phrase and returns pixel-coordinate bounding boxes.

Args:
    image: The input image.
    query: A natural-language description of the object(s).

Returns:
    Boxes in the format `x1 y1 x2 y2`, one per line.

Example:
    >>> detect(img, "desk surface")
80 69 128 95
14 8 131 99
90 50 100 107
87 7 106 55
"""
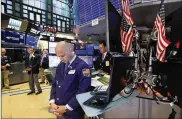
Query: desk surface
76 90 140 117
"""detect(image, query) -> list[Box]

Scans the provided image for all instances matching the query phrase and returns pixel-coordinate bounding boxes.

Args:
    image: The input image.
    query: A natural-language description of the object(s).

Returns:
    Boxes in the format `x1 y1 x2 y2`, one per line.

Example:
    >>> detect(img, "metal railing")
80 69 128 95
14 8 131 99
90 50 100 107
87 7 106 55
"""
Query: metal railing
130 0 161 5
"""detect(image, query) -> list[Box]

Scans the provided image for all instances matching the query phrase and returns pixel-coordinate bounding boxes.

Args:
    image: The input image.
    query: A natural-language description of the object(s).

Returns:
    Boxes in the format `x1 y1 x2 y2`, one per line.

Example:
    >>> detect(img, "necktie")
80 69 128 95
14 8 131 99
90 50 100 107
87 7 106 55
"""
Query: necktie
65 62 70 72
41 55 44 63
29 55 32 67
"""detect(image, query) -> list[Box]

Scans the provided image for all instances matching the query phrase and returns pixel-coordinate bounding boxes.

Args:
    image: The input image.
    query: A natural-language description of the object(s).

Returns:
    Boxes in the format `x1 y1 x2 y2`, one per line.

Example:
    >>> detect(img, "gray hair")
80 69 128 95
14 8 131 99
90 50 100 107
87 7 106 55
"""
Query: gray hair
1 48 6 51
56 41 74 53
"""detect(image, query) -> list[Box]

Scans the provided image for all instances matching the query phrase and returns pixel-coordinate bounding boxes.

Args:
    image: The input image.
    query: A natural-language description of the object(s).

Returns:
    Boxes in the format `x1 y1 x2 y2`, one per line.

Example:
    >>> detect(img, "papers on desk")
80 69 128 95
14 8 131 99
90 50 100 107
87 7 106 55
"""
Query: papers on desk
91 75 110 87
91 76 105 87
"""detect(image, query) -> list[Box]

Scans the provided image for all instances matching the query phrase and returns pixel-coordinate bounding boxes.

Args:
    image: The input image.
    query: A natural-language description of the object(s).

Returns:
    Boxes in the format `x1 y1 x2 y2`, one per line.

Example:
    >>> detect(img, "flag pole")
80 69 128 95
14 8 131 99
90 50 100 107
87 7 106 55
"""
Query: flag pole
105 0 110 52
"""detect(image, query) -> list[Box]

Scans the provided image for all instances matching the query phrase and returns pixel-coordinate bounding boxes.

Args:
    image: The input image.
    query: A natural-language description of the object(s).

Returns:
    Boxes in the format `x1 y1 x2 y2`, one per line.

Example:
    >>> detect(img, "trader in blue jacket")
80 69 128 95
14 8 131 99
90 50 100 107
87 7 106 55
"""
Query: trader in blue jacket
49 41 91 119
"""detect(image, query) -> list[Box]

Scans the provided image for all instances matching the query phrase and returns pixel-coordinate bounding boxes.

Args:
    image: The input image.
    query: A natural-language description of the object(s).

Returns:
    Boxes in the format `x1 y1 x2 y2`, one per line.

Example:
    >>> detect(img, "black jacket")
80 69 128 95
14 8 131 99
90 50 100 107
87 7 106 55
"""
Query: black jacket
94 52 112 74
1 55 11 71
40 55 49 69
25 54 40 74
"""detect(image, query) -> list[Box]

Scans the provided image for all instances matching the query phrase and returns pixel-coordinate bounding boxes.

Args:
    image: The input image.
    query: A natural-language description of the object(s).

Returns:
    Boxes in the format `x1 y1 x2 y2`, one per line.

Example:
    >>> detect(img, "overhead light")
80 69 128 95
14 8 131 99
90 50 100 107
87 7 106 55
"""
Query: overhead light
56 33 74 40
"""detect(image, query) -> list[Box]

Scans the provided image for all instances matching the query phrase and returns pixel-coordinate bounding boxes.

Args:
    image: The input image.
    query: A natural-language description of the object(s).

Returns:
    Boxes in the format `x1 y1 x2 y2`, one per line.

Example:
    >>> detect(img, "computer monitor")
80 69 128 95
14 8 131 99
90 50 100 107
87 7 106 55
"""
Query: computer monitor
49 42 58 54
107 56 135 102
78 56 93 67
49 56 61 68
75 43 86 50
37 40 48 49
86 44 94 55
83 56 135 108
107 0 122 53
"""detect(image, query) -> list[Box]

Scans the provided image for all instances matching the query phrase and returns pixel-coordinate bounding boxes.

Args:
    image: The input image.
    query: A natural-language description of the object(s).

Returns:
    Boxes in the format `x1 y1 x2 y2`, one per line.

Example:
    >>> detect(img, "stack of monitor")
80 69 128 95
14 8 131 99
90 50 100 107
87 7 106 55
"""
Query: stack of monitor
75 43 94 67
49 42 58 54
78 56 93 68
75 44 94 56
26 35 38 48
49 56 61 68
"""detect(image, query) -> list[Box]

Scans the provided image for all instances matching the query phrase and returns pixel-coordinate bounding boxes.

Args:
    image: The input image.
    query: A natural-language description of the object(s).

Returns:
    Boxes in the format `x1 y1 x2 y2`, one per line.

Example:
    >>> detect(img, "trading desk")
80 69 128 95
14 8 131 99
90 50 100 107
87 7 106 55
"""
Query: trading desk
76 91 182 118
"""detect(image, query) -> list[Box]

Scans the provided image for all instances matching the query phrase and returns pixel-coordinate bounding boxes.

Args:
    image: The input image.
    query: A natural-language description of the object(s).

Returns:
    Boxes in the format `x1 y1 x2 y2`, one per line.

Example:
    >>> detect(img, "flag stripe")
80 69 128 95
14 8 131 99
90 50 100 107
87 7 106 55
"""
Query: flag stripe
154 0 171 62
120 0 134 53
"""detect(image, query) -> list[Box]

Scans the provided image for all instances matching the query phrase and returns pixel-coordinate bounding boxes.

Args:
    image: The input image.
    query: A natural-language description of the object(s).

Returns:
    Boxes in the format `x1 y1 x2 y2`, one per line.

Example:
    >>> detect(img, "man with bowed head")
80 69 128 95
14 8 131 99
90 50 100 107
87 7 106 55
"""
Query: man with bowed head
49 41 91 119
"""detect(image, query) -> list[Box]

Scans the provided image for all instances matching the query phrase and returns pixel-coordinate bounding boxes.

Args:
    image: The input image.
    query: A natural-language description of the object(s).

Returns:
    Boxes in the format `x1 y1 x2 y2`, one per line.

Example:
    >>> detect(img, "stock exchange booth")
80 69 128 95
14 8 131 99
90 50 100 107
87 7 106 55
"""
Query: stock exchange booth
1 29 38 85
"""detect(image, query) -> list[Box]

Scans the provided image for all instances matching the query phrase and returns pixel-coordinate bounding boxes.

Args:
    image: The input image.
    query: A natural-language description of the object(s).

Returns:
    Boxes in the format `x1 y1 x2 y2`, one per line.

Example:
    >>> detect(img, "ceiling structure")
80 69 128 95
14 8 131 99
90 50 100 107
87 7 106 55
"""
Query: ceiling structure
78 0 182 43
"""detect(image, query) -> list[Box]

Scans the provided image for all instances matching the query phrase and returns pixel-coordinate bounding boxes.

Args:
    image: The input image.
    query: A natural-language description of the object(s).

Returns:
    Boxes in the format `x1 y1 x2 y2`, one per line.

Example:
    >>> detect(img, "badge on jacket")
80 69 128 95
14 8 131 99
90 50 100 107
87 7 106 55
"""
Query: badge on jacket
82 69 90 77
68 70 75 74
106 61 110 66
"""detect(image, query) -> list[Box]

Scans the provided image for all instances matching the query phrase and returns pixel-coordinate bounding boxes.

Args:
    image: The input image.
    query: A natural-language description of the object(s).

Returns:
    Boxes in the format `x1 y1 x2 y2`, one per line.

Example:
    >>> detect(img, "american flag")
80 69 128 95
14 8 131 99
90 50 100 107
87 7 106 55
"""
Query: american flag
121 0 134 25
154 0 171 62
120 0 134 53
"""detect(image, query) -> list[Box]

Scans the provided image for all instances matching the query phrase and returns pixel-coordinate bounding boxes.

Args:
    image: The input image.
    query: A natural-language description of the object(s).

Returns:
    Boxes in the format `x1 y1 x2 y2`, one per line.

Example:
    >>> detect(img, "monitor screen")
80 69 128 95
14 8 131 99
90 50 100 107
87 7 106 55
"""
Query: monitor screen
37 40 48 49
87 44 94 55
107 0 122 53
107 56 135 102
75 44 94 55
26 35 38 48
8 18 22 31
49 56 61 68
5 30 21 44
1 30 5 41
78 56 93 67
49 42 58 54
50 37 55 42
94 45 99 50
19 33 25 44
75 43 86 50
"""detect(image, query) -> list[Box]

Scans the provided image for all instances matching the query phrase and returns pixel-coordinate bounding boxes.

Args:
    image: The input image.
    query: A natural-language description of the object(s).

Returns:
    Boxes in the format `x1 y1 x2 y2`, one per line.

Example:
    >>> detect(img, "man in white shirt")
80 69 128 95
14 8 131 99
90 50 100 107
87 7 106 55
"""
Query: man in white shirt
25 47 42 95
39 49 49 83
94 40 112 74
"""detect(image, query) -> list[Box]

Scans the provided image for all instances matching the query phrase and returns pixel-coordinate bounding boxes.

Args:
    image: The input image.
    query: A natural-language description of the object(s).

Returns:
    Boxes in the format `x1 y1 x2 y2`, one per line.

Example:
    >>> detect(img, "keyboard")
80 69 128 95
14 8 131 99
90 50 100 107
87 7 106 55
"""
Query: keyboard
83 95 109 109
91 85 108 95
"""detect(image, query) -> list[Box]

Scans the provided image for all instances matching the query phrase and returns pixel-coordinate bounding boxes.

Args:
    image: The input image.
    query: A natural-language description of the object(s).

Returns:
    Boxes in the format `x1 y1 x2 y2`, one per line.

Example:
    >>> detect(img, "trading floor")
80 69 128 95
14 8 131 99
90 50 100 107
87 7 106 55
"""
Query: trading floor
2 83 56 118
1 0 182 118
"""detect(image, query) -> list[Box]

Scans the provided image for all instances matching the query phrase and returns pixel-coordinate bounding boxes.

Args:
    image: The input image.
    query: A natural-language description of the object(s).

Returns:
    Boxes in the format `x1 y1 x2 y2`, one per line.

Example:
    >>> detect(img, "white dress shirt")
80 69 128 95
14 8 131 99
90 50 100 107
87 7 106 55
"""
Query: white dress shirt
102 52 107 61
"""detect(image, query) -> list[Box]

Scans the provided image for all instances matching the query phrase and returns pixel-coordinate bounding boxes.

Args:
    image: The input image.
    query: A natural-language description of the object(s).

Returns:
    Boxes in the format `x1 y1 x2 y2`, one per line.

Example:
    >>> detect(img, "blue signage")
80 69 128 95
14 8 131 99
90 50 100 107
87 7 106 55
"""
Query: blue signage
75 44 94 55
19 34 25 44
5 30 24 44
87 44 94 55
1 30 5 41
26 35 38 48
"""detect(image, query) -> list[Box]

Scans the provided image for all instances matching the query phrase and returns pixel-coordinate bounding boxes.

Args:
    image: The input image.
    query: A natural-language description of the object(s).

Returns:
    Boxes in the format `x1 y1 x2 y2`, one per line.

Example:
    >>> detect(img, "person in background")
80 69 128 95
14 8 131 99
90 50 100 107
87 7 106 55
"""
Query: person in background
94 40 112 74
49 41 91 119
1 48 11 89
39 49 49 84
24 47 42 95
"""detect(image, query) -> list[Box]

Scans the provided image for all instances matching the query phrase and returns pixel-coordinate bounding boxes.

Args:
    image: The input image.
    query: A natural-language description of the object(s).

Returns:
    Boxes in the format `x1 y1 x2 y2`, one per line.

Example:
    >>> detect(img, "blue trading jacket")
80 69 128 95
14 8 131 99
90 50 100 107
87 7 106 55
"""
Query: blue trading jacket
50 56 91 118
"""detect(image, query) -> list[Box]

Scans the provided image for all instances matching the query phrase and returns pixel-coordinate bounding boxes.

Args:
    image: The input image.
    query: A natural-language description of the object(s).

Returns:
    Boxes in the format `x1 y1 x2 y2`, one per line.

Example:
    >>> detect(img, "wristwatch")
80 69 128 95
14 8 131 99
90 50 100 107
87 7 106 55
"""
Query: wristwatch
65 106 70 112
